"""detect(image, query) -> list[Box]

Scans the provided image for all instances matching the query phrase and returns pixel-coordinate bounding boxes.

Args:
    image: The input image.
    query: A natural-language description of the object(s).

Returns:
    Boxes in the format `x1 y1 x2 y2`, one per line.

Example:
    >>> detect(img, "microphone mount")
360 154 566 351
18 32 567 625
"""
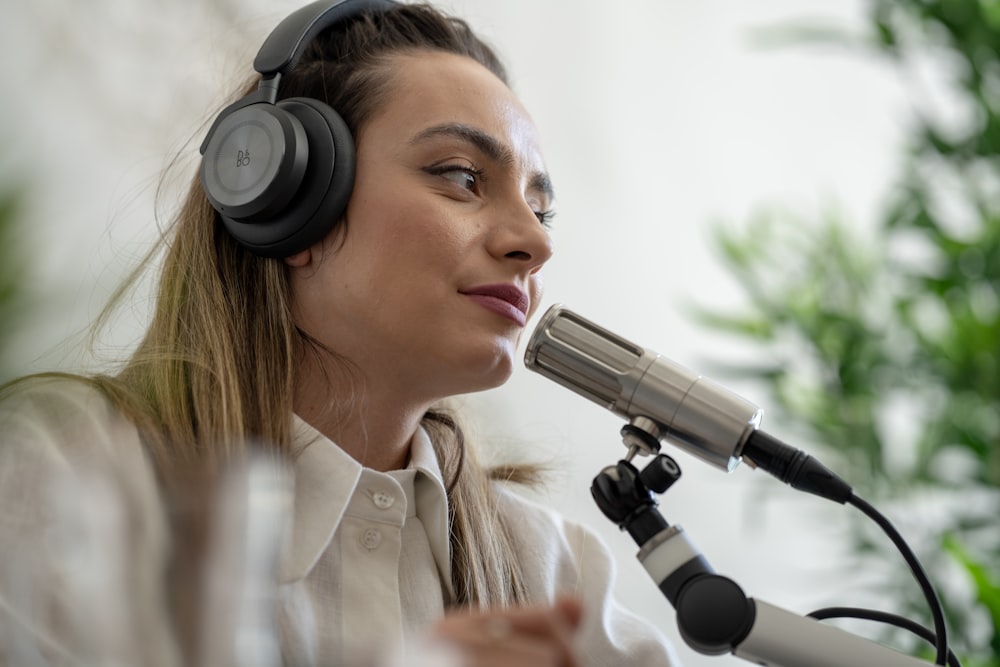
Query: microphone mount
591 421 939 666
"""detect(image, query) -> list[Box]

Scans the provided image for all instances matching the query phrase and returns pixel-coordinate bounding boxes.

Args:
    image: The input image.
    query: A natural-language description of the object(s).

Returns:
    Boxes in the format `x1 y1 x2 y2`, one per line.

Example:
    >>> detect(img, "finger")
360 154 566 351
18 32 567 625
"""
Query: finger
504 600 582 640
553 596 584 628
497 606 581 667
432 603 582 667
456 633 566 667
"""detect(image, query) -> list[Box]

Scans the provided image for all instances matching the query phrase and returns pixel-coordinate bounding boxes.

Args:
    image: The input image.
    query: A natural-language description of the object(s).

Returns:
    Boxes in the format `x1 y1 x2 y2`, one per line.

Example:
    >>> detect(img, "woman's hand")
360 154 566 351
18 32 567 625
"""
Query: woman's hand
430 596 583 667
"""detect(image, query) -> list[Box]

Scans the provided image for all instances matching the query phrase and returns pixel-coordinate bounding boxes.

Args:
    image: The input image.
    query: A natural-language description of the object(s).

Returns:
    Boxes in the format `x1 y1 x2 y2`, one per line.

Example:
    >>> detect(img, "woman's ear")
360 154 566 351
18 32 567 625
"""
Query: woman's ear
284 247 312 268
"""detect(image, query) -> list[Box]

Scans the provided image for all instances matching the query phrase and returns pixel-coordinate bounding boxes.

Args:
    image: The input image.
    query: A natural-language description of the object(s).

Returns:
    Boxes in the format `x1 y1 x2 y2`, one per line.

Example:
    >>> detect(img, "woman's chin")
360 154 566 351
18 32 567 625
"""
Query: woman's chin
456 350 517 395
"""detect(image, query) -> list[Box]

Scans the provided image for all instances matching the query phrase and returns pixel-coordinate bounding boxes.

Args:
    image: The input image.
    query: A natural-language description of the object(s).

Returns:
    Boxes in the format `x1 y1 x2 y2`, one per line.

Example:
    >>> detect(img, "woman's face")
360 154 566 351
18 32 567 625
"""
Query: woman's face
288 50 554 401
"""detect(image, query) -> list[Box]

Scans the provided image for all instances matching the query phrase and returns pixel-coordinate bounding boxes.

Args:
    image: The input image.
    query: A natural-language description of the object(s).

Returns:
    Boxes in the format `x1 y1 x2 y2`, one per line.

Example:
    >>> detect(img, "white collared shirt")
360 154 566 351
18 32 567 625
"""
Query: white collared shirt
0 379 680 666
279 416 453 666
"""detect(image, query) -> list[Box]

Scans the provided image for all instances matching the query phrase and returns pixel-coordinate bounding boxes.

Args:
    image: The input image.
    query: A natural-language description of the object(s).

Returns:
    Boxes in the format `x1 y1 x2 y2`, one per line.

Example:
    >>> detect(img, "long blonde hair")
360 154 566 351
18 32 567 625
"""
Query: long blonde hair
52 3 542 608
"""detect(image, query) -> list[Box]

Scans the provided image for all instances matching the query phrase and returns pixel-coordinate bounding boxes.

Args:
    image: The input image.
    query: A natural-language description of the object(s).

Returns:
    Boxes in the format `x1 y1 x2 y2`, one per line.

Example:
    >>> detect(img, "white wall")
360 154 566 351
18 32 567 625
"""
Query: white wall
1 1 914 664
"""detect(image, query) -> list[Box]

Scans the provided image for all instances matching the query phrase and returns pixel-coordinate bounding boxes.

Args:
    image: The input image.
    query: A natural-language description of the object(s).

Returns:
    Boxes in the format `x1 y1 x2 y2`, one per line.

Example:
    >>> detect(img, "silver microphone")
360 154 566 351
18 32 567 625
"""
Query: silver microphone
524 304 762 472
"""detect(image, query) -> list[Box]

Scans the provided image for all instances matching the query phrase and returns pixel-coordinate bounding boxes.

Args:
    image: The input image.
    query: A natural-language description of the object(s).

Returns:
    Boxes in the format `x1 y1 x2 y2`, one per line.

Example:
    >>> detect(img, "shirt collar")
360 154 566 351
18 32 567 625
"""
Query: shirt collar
279 415 362 583
407 425 454 599
279 415 452 595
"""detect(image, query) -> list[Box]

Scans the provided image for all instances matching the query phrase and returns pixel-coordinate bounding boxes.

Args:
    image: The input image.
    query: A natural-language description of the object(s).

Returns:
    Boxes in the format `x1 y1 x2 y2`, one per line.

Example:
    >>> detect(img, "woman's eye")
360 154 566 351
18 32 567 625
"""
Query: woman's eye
535 209 556 229
425 165 483 192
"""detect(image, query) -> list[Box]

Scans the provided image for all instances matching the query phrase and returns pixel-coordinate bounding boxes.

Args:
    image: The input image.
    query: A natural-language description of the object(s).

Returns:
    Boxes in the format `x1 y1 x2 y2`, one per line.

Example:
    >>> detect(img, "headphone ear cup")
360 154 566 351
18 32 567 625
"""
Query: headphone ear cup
219 97 356 258
200 103 310 221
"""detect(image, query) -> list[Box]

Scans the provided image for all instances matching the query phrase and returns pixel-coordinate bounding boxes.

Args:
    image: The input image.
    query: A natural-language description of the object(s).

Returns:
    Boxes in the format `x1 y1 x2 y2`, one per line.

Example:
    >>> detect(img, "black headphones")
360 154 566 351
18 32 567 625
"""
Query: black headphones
199 0 397 258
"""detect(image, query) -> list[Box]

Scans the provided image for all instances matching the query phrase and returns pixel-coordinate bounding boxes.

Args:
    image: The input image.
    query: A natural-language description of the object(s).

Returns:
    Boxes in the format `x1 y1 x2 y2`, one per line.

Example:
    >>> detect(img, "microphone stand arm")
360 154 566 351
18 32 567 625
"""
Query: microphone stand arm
592 449 933 667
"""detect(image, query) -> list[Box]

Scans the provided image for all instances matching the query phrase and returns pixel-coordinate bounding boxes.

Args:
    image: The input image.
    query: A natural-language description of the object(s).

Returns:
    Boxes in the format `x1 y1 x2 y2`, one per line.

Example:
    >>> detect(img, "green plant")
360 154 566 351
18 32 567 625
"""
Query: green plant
695 0 1000 663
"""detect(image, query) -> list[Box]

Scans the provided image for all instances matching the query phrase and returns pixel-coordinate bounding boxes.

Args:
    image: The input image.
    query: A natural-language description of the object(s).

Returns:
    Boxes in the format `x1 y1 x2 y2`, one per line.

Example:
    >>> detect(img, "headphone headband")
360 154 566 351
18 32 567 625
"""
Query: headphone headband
254 0 397 76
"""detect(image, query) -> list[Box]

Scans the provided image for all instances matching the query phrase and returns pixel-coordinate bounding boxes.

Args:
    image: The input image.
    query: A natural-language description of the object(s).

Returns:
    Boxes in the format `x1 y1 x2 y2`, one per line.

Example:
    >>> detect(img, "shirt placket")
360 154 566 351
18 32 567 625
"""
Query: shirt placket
339 470 408 663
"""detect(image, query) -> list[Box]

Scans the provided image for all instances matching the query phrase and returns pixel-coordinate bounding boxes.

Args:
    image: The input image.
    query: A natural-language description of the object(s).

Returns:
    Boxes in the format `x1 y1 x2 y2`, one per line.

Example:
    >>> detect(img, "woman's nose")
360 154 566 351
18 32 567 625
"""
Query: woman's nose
492 202 554 270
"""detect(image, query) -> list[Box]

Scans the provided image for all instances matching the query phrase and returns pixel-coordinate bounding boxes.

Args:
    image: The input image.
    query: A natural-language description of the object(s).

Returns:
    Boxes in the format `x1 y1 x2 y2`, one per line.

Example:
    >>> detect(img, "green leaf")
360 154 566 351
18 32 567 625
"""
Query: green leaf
942 535 1000 651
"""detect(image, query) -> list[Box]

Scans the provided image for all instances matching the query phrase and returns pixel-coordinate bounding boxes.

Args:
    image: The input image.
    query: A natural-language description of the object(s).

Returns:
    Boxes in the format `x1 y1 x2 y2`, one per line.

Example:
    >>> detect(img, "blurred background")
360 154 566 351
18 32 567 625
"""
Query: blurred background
1 0 997 665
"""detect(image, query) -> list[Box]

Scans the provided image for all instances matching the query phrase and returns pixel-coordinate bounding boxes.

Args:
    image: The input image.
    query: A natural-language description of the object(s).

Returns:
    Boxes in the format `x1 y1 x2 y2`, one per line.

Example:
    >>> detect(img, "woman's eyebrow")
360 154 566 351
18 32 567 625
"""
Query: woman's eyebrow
411 122 555 200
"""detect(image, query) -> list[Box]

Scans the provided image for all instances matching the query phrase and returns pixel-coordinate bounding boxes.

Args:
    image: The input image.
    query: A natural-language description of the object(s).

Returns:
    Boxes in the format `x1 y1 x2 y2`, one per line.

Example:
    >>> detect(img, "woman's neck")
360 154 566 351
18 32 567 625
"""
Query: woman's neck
292 362 429 472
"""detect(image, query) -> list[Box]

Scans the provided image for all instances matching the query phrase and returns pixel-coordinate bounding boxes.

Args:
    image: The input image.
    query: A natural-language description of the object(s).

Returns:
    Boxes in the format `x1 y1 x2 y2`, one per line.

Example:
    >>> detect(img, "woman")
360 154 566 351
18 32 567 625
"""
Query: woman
0 2 679 665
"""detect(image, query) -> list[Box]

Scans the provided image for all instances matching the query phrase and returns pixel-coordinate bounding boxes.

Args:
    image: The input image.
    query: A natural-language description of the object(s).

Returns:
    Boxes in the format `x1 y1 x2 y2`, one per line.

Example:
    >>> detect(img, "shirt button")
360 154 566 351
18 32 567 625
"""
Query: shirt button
361 528 382 550
372 491 395 509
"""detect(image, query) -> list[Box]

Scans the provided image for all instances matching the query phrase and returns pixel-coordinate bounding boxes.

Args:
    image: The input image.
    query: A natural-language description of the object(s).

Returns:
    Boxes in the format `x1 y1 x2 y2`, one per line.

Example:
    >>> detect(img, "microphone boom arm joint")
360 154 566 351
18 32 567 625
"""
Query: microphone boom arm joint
591 434 936 666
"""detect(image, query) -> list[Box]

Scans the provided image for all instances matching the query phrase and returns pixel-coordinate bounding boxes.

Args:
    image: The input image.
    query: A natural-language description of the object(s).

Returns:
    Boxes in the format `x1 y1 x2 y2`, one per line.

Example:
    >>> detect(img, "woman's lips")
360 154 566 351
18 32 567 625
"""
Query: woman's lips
460 284 529 326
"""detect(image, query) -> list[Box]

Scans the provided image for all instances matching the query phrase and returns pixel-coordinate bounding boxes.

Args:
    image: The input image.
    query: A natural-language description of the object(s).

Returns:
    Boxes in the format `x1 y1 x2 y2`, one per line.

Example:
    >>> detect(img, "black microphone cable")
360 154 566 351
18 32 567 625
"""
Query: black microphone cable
807 606 961 667
740 428 953 665
803 493 954 666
